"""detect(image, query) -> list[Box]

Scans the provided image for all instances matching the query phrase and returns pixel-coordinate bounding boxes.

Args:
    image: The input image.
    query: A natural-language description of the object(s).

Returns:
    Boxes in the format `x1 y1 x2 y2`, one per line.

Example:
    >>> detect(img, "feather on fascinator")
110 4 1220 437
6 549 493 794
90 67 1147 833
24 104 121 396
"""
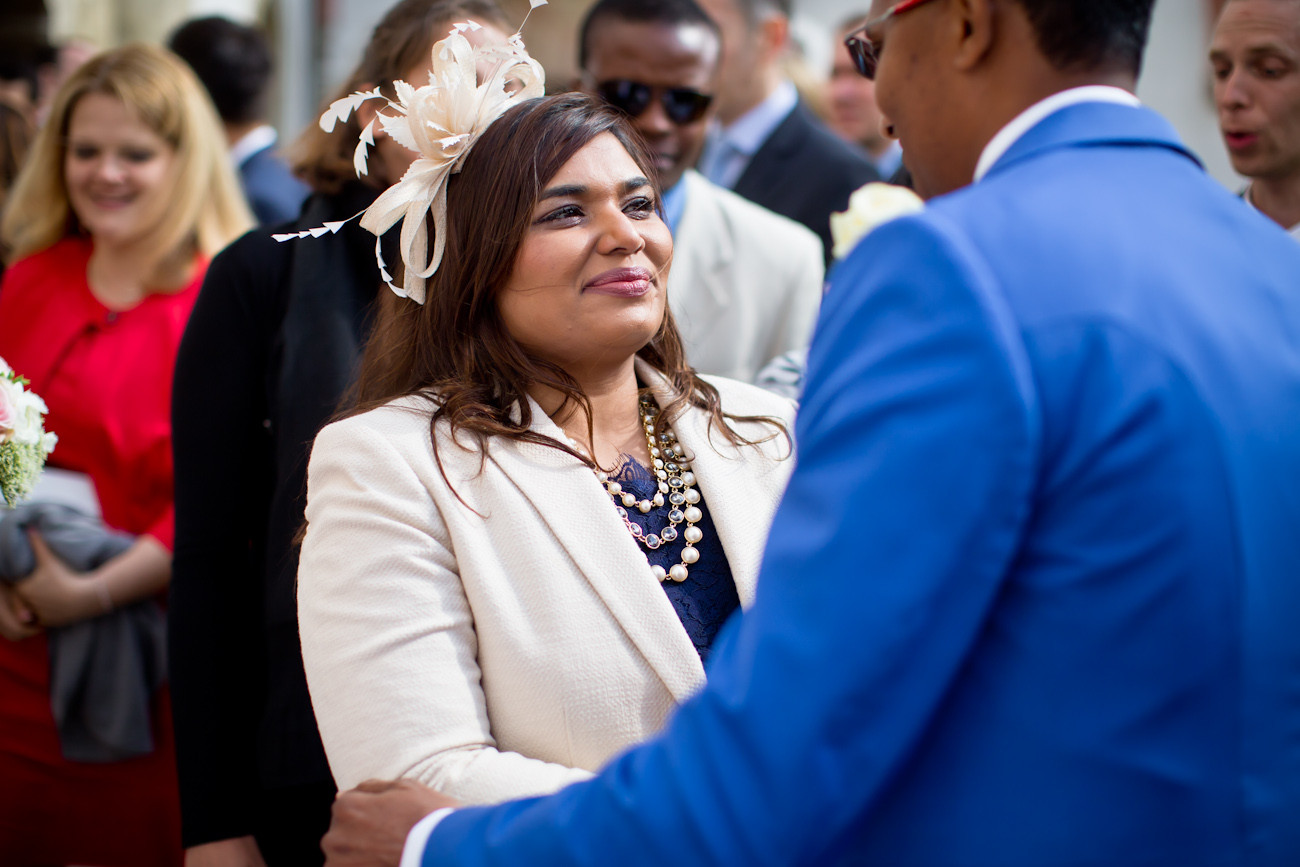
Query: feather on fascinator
273 4 548 305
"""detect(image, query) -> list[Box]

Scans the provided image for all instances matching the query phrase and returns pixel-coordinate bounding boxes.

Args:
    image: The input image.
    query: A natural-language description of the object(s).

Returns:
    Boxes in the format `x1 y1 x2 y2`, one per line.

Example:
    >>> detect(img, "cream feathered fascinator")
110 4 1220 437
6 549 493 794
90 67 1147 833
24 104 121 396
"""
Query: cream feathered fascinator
274 5 548 305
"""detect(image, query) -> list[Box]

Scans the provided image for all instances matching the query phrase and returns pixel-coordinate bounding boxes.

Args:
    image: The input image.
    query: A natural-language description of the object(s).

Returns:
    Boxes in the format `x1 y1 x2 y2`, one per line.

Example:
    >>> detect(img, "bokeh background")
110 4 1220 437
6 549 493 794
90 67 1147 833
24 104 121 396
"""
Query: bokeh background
38 0 1241 188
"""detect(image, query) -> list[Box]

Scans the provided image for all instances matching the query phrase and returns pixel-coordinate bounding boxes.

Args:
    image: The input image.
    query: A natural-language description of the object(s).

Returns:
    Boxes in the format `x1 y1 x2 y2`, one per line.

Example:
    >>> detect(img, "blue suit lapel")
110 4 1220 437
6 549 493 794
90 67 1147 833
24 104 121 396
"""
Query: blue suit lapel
985 102 1202 182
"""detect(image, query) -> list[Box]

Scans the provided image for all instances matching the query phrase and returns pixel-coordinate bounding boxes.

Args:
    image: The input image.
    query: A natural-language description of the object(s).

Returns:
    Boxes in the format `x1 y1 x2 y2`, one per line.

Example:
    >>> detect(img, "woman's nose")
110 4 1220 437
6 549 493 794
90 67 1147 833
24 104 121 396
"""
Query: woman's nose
597 208 646 254
95 156 127 182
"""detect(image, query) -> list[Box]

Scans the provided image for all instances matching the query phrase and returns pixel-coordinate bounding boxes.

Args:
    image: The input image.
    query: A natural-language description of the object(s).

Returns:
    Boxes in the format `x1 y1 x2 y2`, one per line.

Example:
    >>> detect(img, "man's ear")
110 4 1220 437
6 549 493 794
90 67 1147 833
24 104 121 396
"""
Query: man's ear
950 0 997 75
757 11 790 64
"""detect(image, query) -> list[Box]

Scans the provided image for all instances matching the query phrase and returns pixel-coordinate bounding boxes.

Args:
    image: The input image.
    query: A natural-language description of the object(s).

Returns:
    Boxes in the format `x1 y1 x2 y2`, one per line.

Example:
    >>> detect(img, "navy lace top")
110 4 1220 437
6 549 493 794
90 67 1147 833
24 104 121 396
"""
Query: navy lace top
608 456 739 664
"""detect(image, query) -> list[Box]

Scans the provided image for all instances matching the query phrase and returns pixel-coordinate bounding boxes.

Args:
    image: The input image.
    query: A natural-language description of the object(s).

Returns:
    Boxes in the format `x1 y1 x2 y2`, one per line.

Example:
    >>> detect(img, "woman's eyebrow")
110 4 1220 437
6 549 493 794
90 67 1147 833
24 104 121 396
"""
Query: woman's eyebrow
539 177 652 201
539 184 586 201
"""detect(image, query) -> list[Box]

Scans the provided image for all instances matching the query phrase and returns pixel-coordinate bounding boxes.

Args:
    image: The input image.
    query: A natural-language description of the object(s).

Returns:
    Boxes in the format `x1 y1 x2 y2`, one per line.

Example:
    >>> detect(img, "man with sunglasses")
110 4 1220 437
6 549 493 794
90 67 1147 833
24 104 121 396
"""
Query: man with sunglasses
321 1 1300 864
576 0 823 384
694 0 879 264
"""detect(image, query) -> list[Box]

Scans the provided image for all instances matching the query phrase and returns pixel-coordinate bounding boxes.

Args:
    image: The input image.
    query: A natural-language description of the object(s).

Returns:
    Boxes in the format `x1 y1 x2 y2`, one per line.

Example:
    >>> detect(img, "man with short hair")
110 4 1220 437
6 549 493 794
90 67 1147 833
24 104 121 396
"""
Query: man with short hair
827 11 903 180
169 16 309 225
694 0 878 262
320 1 1300 864
1210 0 1300 238
578 0 823 383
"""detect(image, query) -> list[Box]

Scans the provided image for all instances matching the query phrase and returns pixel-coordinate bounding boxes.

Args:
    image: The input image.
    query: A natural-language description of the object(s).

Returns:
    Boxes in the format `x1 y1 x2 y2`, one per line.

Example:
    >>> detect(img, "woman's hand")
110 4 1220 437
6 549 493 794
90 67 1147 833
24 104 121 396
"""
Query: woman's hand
0 583 41 641
13 531 106 628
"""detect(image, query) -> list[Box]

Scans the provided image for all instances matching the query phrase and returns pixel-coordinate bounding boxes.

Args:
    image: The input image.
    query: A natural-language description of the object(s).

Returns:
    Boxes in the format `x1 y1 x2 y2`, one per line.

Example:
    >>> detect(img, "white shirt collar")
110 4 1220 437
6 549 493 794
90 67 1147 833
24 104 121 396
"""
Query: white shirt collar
229 124 278 168
718 79 800 157
973 86 1141 182
1242 184 1300 240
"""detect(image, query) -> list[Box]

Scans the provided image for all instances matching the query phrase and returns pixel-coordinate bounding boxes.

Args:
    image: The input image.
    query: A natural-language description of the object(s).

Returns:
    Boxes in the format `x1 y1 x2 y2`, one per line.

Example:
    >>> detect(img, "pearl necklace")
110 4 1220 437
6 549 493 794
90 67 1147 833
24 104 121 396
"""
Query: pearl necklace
595 396 704 583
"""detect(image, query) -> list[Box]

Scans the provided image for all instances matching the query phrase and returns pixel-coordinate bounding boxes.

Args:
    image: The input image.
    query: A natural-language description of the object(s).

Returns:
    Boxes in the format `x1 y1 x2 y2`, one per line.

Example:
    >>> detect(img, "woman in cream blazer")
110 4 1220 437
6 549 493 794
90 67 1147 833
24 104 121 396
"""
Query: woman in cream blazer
299 362 792 802
296 90 796 807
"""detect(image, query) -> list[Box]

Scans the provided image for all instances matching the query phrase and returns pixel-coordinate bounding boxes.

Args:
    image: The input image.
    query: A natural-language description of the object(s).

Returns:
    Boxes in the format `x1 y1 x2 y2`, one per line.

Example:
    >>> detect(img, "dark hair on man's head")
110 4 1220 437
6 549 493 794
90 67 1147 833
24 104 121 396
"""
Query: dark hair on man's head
579 0 721 70
168 16 273 125
1014 0 1156 75
0 0 57 107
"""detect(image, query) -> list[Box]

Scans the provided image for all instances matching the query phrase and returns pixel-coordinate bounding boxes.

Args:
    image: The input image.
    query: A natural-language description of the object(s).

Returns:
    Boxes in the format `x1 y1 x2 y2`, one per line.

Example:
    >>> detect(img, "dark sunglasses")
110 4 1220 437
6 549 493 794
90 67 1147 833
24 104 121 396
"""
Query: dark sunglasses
595 80 714 125
844 0 938 80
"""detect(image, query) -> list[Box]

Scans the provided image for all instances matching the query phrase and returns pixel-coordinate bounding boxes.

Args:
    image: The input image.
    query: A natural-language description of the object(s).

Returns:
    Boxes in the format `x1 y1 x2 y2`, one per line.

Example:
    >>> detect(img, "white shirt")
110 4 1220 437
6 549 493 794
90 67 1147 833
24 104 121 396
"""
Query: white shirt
228 124 278 169
699 79 800 190
402 809 453 867
973 86 1141 182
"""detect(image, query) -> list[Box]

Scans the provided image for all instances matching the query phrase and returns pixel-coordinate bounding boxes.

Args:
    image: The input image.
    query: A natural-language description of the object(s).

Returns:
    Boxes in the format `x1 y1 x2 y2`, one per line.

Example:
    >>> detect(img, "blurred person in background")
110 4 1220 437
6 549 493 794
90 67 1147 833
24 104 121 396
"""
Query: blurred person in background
694 0 878 263
0 43 251 867
827 11 903 180
1210 0 1300 239
0 98 36 279
578 0 823 384
169 16 310 226
166 3 511 865
0 0 58 124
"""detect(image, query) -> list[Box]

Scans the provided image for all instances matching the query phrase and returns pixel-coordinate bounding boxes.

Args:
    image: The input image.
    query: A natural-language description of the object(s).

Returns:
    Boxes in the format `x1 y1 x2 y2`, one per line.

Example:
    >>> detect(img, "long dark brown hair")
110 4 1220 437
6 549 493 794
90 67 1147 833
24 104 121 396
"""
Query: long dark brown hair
354 92 785 480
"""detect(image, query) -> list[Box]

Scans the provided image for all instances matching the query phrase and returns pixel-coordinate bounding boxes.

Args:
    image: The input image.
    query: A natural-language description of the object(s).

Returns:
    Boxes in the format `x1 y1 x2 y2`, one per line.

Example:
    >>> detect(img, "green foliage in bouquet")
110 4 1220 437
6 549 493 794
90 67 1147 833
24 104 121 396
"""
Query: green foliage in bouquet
0 440 48 507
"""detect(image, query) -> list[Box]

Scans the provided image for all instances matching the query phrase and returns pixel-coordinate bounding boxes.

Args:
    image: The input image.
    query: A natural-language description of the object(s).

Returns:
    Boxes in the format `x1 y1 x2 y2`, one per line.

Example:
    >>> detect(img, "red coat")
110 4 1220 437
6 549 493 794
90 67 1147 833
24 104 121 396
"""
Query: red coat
0 236 201 866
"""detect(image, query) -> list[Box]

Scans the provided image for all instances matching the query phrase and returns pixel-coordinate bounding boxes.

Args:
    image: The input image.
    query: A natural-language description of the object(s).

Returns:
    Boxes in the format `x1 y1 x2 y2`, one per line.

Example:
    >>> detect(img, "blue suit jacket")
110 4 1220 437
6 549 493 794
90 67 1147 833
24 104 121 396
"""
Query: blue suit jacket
240 144 309 226
424 102 1300 865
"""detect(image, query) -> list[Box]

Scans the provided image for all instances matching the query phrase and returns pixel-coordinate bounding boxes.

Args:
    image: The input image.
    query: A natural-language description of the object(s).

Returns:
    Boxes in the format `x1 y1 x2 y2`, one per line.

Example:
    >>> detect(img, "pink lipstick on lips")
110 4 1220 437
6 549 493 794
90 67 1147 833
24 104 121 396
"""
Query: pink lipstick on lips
584 267 653 297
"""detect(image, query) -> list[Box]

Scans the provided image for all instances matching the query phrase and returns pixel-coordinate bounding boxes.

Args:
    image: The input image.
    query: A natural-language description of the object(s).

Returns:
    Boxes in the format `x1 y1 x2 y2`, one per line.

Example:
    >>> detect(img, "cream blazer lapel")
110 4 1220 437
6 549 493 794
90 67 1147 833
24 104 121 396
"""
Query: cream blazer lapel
667 171 731 350
487 397 706 703
487 365 793 697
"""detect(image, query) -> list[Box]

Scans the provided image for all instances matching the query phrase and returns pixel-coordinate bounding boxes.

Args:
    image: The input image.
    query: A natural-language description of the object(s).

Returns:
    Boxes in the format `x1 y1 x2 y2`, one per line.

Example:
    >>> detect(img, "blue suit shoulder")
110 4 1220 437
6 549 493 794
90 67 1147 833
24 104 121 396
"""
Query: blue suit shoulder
240 145 310 225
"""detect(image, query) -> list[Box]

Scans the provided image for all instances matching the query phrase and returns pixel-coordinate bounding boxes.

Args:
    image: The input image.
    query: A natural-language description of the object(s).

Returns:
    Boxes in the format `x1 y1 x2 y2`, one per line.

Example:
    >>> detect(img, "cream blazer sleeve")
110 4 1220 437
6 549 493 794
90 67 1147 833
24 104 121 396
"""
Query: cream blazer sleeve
297 413 591 803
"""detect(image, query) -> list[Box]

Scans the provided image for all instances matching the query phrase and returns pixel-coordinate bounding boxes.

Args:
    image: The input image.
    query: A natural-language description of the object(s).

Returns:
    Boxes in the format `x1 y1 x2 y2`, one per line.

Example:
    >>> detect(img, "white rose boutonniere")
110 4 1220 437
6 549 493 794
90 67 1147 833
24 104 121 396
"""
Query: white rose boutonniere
0 357 58 507
829 182 925 261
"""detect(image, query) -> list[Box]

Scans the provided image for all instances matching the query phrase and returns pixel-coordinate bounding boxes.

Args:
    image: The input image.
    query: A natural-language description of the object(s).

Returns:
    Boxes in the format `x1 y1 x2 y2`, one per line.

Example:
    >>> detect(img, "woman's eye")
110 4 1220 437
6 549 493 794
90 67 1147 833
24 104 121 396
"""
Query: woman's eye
69 145 98 160
123 149 156 163
539 204 583 224
625 196 655 217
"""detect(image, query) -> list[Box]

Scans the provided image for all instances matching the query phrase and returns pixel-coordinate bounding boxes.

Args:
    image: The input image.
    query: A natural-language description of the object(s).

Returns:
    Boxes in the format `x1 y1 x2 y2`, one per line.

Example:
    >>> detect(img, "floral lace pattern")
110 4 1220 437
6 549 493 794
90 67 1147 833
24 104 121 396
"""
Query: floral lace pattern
610 455 739 664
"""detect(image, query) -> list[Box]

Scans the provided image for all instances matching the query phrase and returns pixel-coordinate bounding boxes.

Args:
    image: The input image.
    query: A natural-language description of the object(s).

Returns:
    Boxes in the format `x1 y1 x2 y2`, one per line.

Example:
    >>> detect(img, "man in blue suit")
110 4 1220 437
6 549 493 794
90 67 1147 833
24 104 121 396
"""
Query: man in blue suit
169 16 309 226
319 0 1300 864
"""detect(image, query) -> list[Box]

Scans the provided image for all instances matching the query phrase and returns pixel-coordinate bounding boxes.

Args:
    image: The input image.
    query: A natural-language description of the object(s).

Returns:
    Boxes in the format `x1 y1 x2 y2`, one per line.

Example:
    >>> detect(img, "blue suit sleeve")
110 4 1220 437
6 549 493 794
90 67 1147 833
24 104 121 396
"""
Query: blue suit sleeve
424 215 1042 866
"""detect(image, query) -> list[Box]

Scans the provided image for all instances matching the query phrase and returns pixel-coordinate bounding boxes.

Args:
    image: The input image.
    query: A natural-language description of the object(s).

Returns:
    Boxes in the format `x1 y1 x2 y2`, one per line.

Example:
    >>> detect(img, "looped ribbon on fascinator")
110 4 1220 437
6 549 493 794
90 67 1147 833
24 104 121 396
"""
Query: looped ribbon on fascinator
273 2 548 305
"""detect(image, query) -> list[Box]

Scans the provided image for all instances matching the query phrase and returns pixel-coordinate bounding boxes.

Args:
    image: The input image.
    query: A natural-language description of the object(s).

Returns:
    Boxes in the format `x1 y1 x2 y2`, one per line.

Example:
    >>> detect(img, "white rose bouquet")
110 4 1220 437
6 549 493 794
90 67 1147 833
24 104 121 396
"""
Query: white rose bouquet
0 357 58 507
829 181 925 261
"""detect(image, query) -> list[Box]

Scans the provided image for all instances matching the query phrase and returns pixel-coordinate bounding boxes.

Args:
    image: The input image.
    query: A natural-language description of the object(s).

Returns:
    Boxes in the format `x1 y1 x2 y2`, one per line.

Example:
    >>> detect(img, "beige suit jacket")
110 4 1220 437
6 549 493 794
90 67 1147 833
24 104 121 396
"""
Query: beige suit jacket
667 170 824 383
297 363 795 805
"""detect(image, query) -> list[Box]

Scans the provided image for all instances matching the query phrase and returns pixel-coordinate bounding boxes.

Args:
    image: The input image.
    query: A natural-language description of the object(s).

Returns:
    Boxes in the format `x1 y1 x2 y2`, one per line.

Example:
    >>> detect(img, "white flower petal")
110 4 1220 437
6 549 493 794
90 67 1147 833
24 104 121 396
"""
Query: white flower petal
296 26 548 305
830 182 925 260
